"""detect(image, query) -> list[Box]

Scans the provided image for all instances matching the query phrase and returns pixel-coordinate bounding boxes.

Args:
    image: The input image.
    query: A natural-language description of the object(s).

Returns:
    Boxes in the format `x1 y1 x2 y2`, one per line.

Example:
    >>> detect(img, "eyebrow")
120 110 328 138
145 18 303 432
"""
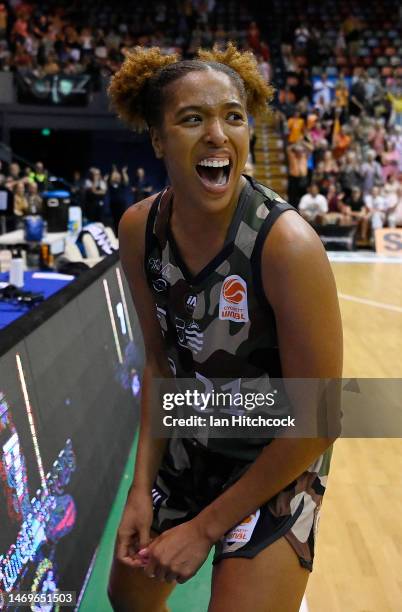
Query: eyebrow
175 102 245 116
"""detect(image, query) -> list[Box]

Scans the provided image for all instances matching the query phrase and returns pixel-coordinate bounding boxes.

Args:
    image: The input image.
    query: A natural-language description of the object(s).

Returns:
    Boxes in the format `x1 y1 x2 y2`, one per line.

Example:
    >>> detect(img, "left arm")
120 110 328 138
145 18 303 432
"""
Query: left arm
140 212 343 582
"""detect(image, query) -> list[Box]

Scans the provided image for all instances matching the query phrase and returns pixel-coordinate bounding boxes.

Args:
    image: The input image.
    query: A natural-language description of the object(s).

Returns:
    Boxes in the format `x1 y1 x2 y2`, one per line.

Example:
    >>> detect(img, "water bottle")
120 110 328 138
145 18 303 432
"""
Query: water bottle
9 248 24 288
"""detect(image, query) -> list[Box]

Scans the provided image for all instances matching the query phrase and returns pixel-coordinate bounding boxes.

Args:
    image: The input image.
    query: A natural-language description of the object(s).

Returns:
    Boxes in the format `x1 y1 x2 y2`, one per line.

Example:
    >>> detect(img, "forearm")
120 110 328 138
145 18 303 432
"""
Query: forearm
195 437 334 543
130 361 168 496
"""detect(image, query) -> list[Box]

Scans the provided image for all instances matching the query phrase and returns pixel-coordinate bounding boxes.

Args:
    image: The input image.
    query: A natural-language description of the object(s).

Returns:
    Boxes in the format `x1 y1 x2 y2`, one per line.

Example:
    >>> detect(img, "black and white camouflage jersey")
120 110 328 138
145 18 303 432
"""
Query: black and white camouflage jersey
145 175 333 571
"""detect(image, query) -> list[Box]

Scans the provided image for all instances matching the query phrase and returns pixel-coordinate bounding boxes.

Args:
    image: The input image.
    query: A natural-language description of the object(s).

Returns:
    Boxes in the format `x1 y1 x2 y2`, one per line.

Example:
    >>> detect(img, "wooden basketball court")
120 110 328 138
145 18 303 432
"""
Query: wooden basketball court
307 256 402 612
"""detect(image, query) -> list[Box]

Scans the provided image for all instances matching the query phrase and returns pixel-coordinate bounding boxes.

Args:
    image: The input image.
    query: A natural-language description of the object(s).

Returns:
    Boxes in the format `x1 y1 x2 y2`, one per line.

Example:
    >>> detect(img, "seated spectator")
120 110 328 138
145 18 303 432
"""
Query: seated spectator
298 182 328 224
342 186 370 241
26 180 43 214
381 141 400 181
383 173 399 207
324 182 349 226
339 151 363 198
387 185 402 227
322 150 339 177
368 118 386 156
361 150 383 195
13 181 28 216
364 185 389 232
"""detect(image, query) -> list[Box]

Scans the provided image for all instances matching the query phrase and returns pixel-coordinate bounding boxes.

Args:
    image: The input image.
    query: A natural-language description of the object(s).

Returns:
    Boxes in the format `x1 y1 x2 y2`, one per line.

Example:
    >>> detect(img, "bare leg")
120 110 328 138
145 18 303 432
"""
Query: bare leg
208 536 309 612
107 530 176 612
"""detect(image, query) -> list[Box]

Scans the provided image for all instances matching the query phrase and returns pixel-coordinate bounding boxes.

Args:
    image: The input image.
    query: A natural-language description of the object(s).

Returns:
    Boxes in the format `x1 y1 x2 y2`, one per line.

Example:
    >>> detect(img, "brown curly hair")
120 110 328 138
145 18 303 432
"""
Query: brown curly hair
108 43 274 131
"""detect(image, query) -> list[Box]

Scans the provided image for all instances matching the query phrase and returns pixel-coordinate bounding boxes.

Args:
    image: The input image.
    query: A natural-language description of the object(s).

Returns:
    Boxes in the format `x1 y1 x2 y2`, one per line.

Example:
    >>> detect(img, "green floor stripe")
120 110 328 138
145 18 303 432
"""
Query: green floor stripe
79 434 213 612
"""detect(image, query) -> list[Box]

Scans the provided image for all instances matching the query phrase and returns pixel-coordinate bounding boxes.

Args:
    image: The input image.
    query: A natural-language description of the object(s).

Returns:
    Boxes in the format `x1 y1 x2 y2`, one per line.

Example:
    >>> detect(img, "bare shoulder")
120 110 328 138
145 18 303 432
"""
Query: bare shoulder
119 193 158 247
264 209 327 264
118 193 159 267
261 209 336 307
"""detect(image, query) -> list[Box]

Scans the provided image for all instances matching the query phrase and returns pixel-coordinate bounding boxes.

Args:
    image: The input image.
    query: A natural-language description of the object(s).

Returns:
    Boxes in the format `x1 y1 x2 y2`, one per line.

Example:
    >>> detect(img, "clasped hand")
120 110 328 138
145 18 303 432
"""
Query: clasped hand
134 520 212 584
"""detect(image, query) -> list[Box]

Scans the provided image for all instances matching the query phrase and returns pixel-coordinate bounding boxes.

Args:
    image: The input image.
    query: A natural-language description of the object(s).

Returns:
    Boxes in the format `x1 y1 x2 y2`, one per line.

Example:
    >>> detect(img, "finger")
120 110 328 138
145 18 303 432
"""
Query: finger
116 535 137 562
138 526 151 551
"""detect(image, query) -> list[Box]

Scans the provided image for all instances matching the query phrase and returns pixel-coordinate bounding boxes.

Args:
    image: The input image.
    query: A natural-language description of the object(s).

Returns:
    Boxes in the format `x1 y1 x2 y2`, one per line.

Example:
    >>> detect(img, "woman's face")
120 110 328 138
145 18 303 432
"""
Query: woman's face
151 69 250 211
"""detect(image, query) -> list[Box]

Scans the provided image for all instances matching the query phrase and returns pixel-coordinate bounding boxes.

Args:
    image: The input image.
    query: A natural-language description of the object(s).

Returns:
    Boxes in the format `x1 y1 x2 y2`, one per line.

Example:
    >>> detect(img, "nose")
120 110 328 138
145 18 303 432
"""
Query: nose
204 118 228 146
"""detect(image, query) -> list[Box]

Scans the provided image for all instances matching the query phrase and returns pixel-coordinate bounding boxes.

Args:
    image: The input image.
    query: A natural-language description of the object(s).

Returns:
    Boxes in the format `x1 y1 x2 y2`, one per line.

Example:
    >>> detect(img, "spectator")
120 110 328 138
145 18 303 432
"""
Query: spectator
7 162 21 186
313 72 334 108
84 168 107 222
383 173 399 207
132 167 153 203
335 78 349 115
13 181 29 216
387 185 402 227
332 125 351 160
26 181 43 214
388 90 402 127
29 161 48 189
71 170 86 207
339 151 363 198
342 186 370 241
361 150 383 195
325 182 348 225
381 141 400 181
349 76 366 117
287 109 305 144
287 140 312 208
298 183 328 224
107 166 130 234
365 185 389 232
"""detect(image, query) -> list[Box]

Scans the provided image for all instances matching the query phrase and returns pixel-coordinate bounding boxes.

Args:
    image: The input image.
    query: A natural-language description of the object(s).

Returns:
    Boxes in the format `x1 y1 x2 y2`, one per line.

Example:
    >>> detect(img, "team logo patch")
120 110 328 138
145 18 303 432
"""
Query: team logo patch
219 275 249 322
222 510 260 553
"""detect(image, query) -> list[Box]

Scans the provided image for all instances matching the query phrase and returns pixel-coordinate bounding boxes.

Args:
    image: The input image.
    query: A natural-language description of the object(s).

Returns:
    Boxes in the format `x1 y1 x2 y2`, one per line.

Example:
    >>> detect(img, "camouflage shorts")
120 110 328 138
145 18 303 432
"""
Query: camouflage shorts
151 437 332 572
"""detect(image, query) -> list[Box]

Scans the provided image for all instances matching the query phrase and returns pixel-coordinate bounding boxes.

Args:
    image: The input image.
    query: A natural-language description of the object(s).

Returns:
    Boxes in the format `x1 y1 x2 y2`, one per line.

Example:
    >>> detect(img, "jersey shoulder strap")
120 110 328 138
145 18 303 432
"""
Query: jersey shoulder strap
247 177 298 312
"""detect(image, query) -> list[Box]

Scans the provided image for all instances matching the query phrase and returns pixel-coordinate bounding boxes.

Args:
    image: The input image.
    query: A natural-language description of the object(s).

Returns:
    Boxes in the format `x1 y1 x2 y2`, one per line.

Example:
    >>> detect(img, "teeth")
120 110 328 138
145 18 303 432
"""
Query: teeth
198 159 230 167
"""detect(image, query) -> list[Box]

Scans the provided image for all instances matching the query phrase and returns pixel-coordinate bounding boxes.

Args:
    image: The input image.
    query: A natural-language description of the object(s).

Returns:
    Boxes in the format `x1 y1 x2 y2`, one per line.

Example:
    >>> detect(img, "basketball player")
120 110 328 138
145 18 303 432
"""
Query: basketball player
107 44 342 612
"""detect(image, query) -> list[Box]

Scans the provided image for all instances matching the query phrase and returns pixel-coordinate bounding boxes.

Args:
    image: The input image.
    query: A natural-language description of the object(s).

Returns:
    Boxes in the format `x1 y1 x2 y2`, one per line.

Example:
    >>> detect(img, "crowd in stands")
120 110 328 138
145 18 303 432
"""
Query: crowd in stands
2 0 402 248
0 0 271 83
277 2 402 241
0 159 155 234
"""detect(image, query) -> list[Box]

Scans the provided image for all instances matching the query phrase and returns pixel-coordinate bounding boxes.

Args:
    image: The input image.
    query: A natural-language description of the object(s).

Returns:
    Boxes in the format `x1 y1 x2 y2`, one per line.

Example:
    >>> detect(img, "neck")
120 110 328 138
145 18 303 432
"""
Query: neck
170 176 247 240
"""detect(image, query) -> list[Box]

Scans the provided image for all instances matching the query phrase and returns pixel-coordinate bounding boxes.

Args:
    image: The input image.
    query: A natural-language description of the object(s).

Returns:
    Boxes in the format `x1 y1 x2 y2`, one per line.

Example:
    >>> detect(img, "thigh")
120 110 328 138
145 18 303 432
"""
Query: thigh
107 530 176 612
208 536 309 612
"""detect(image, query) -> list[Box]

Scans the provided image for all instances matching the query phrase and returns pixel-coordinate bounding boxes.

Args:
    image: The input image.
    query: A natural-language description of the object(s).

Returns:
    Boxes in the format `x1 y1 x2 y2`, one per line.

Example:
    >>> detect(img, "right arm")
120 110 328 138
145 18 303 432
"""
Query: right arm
117 194 171 562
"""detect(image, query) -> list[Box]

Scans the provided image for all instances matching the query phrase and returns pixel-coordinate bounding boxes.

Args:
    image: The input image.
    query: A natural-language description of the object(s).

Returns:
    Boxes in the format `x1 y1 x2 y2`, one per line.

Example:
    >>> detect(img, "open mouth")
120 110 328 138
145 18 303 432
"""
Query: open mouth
195 159 232 191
